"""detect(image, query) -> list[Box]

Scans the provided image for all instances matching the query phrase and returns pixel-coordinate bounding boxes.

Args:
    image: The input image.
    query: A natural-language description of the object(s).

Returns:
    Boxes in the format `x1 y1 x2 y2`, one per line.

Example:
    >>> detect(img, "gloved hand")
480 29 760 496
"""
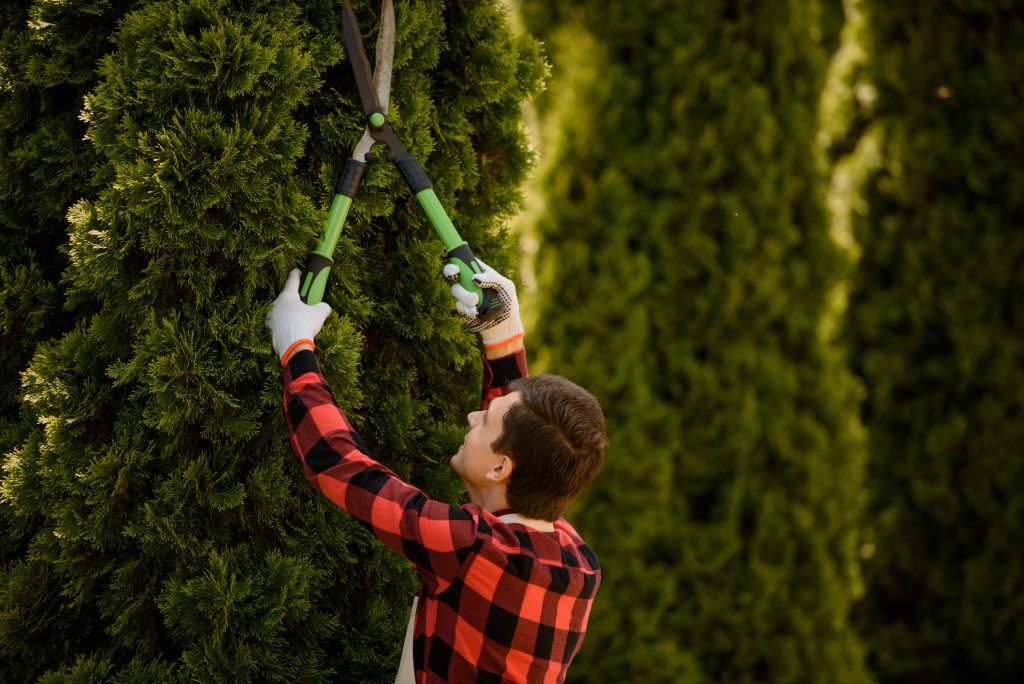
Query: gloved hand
443 260 524 349
266 268 333 362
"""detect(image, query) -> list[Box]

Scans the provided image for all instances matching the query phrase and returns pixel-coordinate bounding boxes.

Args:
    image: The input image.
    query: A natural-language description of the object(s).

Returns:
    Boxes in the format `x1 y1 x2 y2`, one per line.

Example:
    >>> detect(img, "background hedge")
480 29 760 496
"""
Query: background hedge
838 1 1024 681
521 1 868 682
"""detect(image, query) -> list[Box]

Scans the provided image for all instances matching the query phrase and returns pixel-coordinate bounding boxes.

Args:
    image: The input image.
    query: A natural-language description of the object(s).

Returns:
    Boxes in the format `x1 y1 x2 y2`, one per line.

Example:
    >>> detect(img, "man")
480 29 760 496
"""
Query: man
267 262 605 683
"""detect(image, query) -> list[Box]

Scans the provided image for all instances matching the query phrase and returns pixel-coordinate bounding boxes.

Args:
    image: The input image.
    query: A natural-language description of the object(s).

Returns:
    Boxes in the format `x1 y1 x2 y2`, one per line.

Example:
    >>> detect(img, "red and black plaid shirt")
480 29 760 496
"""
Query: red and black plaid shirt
283 348 600 683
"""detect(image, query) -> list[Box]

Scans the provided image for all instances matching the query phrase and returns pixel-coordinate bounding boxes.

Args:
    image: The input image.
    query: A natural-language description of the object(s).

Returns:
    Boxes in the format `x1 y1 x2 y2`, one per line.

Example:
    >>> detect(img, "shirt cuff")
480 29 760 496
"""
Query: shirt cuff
483 347 528 388
285 348 320 381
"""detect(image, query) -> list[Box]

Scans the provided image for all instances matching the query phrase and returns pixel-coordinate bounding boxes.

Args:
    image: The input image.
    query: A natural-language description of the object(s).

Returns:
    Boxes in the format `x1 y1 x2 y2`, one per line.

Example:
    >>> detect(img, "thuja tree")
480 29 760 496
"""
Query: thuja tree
0 0 140 621
840 1 1024 681
0 0 136 417
0 0 542 680
521 1 868 682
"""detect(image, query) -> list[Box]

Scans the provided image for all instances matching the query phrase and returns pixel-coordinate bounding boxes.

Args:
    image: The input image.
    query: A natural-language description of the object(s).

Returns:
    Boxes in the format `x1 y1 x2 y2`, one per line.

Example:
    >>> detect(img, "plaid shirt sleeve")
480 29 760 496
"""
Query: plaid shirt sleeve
481 348 529 408
281 347 528 590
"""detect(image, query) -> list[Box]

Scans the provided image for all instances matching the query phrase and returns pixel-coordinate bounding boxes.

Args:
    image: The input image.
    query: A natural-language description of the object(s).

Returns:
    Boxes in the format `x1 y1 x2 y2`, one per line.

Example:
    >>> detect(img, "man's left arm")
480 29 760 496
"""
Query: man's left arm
267 269 480 589
282 346 479 589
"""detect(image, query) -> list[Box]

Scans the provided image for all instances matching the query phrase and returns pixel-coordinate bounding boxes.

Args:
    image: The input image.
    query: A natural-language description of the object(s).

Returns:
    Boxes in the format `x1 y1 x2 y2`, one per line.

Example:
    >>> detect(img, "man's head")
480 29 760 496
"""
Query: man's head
451 374 606 522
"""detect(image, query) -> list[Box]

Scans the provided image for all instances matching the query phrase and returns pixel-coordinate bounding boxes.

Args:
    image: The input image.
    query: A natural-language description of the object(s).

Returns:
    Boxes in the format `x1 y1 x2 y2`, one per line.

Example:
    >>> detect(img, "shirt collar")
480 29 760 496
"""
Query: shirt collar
493 509 556 532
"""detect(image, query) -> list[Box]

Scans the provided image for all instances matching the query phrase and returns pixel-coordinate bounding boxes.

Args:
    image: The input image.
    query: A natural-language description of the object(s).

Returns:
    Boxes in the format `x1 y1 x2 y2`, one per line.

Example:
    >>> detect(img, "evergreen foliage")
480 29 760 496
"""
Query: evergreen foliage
0 0 137 424
521 2 868 682
837 1 1024 681
0 0 542 680
0 0 139 608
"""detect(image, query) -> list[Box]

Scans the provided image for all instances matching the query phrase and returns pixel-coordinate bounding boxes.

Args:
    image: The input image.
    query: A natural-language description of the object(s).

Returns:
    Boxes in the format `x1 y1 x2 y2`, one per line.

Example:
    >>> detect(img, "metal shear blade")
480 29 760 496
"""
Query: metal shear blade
348 0 395 161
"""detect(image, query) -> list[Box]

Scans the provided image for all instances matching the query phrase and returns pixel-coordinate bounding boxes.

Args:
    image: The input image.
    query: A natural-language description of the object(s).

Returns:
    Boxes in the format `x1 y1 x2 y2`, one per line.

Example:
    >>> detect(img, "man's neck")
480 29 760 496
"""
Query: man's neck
467 486 555 531
467 484 509 514
496 511 555 532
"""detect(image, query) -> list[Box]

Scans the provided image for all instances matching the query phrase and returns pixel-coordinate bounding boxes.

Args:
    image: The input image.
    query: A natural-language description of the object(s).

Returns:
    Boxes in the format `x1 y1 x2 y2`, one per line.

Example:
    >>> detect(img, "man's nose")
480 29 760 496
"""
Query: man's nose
467 410 482 427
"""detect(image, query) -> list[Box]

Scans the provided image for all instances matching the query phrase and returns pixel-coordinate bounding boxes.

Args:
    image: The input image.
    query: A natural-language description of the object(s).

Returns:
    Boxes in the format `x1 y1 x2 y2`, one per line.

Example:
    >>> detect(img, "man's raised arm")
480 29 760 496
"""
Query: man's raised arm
443 260 528 408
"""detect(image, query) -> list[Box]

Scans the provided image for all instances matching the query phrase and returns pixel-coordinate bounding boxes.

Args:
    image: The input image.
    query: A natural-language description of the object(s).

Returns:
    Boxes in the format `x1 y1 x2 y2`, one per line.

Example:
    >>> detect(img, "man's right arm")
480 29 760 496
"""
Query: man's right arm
444 260 527 409
481 344 528 409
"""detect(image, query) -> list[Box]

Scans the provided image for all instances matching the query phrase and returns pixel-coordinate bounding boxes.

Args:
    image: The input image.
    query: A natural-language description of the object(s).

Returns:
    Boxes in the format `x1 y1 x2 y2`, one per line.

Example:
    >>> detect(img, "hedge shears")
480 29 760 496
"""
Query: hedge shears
299 0 503 323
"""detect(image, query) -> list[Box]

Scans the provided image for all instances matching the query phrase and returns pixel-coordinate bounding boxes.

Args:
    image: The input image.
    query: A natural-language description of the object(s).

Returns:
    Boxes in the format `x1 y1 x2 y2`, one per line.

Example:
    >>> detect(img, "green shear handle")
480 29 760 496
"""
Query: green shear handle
395 157 502 320
300 0 503 323
300 159 366 305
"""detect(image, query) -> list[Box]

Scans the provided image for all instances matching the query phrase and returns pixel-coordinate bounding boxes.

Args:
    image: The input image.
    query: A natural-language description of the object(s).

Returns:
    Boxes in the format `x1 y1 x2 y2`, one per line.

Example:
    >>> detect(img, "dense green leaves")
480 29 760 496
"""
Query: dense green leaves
835 2 1024 681
0 0 136 469
522 1 869 682
0 0 542 680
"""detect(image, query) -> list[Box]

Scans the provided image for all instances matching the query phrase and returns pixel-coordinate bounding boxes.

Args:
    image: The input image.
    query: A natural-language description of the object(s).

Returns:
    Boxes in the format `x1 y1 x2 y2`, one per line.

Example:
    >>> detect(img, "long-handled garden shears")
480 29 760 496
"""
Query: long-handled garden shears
299 0 504 323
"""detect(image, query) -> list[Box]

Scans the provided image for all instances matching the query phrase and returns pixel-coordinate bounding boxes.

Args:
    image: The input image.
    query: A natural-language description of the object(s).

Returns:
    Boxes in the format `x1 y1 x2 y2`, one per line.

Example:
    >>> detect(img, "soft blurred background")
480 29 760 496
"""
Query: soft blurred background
513 0 1023 682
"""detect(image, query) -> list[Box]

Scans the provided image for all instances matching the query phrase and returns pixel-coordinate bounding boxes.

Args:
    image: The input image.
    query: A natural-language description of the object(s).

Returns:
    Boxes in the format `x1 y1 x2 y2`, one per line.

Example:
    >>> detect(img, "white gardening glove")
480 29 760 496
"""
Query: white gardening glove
443 260 524 349
266 268 332 362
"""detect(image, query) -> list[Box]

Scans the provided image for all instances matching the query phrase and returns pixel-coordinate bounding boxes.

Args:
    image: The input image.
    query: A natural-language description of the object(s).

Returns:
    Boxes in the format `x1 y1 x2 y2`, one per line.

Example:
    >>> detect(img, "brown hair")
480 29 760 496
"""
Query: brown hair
491 374 606 521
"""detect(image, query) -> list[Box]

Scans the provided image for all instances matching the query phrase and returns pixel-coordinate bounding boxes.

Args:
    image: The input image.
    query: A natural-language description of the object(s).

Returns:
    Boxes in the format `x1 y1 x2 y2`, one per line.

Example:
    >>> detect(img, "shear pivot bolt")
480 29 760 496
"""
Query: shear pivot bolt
370 112 385 127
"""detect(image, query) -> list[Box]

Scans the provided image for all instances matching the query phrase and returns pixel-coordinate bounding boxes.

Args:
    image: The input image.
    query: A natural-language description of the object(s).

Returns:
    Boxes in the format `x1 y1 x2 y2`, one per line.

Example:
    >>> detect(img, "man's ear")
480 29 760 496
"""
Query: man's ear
485 454 513 484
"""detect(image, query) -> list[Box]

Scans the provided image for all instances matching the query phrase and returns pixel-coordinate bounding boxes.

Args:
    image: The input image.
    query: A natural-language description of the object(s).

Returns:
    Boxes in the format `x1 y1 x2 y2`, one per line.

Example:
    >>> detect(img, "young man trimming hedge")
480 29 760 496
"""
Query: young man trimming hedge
267 263 606 683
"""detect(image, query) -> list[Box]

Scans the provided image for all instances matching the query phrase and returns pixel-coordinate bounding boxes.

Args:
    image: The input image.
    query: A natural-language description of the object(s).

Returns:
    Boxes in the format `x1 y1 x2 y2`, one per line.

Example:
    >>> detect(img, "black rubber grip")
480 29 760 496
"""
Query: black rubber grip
447 243 506 322
448 243 476 269
336 159 368 198
300 253 334 304
396 156 432 194
477 287 504 322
